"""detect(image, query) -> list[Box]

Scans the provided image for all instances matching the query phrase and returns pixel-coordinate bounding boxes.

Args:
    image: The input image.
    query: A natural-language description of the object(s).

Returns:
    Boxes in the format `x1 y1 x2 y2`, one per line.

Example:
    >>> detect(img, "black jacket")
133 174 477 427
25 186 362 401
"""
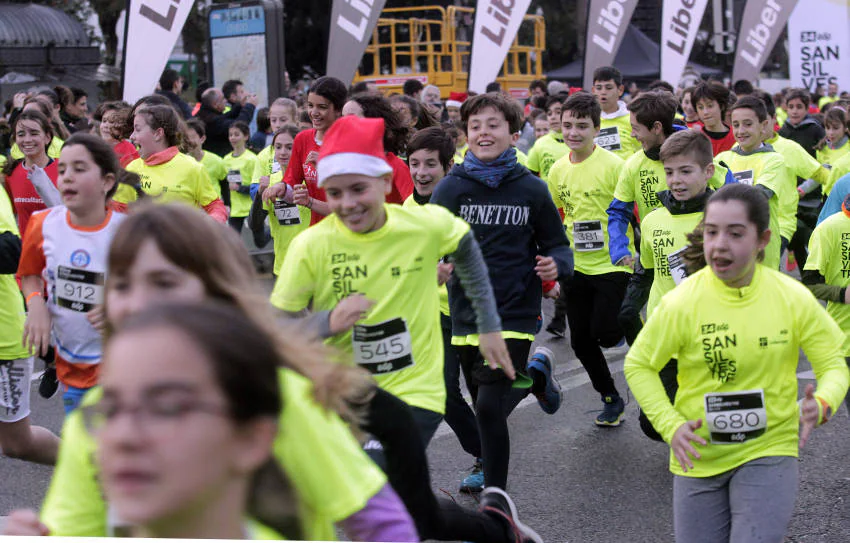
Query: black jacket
156 90 193 119
196 103 256 158
779 114 825 202
431 162 573 336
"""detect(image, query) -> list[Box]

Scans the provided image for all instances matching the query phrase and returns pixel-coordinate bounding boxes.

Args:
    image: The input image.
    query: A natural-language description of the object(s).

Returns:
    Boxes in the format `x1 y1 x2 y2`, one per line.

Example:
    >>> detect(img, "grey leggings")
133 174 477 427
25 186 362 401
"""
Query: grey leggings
673 456 798 543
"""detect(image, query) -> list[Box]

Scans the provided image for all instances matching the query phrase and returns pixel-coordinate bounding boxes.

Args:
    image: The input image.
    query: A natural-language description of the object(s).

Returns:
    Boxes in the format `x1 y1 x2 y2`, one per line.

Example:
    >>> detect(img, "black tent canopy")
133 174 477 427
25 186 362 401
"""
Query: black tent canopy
546 25 722 85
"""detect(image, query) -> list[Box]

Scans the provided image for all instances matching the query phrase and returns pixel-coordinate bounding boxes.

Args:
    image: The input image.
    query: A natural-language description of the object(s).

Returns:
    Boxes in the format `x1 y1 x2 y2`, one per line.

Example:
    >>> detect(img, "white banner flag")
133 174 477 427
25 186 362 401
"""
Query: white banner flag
660 0 710 87
468 0 533 93
788 0 850 94
123 0 196 104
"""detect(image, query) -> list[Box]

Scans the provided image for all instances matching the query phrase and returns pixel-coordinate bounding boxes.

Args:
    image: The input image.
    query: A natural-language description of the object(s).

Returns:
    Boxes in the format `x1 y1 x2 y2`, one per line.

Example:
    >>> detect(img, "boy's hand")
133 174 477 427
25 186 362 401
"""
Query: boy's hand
534 255 558 281
437 262 454 286
329 294 376 335
478 332 515 380
543 281 561 299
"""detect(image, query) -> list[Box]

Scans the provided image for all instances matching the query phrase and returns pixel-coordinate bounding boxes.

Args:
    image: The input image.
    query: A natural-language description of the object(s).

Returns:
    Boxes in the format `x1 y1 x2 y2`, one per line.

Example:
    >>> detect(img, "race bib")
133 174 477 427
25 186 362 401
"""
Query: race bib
733 170 754 186
573 220 604 252
352 318 414 375
55 266 104 312
704 389 767 444
271 160 281 174
667 246 689 286
227 170 242 184
273 200 301 225
595 126 622 151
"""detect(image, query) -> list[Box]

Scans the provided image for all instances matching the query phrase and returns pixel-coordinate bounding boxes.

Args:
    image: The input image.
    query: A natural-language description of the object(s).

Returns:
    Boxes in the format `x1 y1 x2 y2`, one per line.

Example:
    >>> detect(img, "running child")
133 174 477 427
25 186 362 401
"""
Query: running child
184 118 228 201
431 93 572 489
19 133 127 413
546 91 631 426
526 96 567 181
625 183 849 543
816 106 850 176
680 87 702 129
93 101 138 167
620 130 716 440
252 97 298 195
223 120 260 232
591 66 641 159
405 126 483 493
691 81 736 155
715 96 791 269
116 104 227 222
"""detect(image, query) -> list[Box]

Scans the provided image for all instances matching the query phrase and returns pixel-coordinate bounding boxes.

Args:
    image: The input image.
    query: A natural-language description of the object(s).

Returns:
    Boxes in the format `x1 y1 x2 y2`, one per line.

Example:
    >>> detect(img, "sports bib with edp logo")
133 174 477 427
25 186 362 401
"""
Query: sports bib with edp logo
704 389 767 444
573 220 605 252
352 318 414 375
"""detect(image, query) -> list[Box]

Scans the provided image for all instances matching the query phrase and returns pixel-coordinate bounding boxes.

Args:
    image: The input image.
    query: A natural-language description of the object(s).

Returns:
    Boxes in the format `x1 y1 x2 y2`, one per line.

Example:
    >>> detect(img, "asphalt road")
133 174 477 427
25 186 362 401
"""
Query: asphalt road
2 292 849 542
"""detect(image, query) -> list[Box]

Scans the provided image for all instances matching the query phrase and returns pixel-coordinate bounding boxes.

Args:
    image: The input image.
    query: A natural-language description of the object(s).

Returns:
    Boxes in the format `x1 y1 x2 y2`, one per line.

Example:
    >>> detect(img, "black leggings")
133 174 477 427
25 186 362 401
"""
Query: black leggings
363 388 512 542
456 339 532 490
564 271 629 398
441 316 481 458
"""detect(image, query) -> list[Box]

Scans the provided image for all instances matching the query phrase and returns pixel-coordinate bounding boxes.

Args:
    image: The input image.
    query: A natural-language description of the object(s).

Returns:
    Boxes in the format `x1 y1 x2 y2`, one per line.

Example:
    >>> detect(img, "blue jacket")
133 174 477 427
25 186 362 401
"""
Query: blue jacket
431 161 573 336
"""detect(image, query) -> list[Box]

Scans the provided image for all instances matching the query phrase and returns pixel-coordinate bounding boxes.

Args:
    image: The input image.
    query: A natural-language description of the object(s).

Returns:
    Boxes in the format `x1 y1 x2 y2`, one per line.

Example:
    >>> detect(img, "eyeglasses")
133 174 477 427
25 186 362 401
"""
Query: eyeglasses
81 396 231 437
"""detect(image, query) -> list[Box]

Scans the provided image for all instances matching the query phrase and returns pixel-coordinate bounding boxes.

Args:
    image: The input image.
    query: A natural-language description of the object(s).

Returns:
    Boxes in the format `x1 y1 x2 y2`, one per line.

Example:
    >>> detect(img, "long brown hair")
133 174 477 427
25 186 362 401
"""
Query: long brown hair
105 203 375 423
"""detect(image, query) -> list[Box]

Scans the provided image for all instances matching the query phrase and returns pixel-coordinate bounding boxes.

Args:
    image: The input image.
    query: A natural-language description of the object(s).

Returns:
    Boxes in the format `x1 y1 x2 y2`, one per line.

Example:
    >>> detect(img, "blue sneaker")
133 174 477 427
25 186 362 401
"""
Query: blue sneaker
459 458 484 494
526 346 562 414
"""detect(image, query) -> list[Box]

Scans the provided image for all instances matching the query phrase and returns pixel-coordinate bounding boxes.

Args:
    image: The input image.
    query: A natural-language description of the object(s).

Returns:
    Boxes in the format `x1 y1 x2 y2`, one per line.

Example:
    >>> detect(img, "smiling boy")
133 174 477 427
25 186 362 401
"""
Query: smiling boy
691 81 736 156
591 66 641 160
526 96 568 182
546 91 632 427
430 93 573 490
271 116 513 463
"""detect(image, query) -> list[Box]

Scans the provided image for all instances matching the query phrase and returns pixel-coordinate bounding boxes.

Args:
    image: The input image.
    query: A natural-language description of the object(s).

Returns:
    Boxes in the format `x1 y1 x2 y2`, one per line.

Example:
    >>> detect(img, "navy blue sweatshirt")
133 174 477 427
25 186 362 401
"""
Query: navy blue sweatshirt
431 162 573 336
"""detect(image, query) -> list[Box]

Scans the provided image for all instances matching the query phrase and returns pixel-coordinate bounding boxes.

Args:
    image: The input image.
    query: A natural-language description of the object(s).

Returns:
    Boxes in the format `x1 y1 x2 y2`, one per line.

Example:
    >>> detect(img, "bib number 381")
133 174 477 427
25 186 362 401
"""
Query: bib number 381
352 318 414 375
573 220 604 252
704 389 767 444
55 266 105 312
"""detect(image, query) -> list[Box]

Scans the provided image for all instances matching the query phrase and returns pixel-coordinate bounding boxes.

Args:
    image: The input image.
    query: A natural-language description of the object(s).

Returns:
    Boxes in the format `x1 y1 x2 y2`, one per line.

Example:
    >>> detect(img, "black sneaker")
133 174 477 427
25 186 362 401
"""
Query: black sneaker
595 394 625 427
479 487 543 543
39 365 59 399
545 319 565 339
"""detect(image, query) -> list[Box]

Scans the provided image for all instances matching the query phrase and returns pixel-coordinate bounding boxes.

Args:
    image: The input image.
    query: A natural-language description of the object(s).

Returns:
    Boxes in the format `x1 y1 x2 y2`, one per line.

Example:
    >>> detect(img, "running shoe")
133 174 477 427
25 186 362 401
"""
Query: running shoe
459 458 484 494
479 487 543 543
526 346 562 414
595 394 625 427
38 365 59 400
545 319 565 338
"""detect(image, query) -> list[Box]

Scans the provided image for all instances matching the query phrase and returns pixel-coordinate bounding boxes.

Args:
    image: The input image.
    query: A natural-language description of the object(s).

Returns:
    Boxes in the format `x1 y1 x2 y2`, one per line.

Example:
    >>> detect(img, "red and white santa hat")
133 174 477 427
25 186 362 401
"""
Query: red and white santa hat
317 116 392 186
446 91 468 109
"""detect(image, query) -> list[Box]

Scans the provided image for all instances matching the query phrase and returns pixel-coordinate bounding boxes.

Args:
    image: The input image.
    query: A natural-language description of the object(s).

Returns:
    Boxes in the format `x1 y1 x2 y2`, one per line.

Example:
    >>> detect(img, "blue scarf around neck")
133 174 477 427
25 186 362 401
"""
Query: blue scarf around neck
463 147 517 188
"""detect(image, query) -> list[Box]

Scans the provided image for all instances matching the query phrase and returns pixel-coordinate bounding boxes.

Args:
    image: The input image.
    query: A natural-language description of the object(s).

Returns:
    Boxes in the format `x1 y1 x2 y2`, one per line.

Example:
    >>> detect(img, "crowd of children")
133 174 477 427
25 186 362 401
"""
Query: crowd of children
0 67 849 543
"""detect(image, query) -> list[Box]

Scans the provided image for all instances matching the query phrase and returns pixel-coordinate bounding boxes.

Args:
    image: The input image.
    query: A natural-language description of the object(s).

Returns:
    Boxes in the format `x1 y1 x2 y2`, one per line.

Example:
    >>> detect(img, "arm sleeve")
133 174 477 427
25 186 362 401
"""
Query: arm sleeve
607 198 635 264
247 191 268 236
0 231 21 274
17 212 47 277
202 199 228 223
818 184 847 225
270 234 316 312
236 103 256 124
339 484 418 542
797 293 850 417
624 297 690 443
801 269 846 303
448 231 502 334
28 166 61 207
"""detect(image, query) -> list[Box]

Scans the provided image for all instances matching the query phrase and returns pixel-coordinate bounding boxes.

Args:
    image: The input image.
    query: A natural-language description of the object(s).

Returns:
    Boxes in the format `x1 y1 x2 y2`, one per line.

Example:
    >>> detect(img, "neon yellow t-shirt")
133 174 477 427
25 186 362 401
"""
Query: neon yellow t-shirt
10 136 64 160
265 170 310 276
0 189 29 360
116 153 219 209
252 145 282 183
804 211 850 355
403 195 449 316
818 141 850 194
639 205 703 317
826 152 850 194
613 150 728 222
454 143 468 165
515 147 528 167
625 265 849 478
271 204 470 414
776 108 788 127
596 114 641 160
714 148 788 268
40 369 386 540
526 132 567 181
548 146 633 275
200 151 228 197
224 149 260 218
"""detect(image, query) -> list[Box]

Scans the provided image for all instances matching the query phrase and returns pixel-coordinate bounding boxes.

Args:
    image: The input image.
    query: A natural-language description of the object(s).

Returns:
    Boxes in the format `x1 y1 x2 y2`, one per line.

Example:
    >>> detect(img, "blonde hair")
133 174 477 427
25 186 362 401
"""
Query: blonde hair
271 98 298 122
105 203 375 425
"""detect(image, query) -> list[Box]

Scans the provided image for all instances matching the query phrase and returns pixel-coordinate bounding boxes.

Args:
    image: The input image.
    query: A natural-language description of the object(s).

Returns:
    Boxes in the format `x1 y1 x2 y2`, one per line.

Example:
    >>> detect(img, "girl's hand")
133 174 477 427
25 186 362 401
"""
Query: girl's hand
292 185 311 206
671 419 707 472
306 151 320 164
437 262 453 286
3 509 49 535
263 183 288 203
329 294 376 335
534 255 558 281
258 175 271 195
87 305 107 336
799 384 821 448
23 297 51 357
